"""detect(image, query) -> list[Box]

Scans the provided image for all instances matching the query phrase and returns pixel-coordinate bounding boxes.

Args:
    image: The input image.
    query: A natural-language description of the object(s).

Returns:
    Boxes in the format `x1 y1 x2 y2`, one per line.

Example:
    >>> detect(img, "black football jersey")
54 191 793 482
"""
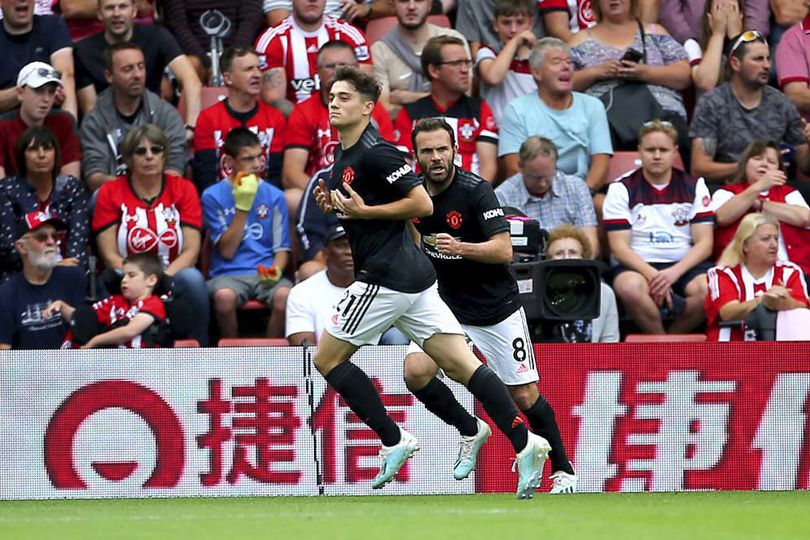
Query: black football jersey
414 167 519 325
330 124 436 293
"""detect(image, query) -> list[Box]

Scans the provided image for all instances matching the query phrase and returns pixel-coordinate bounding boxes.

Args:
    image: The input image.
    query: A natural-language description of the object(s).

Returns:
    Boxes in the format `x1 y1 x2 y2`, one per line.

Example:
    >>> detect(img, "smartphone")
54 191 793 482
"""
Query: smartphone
621 48 644 63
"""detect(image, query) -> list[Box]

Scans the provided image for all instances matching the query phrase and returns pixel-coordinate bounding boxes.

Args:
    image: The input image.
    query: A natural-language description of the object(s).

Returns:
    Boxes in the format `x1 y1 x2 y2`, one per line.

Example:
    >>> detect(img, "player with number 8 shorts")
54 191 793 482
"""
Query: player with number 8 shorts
403 118 578 495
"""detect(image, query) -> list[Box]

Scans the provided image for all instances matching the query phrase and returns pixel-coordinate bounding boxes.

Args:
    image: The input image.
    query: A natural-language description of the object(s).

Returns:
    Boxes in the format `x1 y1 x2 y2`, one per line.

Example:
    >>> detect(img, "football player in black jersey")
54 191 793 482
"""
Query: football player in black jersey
404 117 577 494
311 67 550 498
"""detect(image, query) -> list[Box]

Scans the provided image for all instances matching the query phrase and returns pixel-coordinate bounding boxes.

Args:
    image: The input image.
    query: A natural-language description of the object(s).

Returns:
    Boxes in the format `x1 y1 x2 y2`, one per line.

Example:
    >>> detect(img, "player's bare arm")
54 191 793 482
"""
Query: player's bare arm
435 230 512 263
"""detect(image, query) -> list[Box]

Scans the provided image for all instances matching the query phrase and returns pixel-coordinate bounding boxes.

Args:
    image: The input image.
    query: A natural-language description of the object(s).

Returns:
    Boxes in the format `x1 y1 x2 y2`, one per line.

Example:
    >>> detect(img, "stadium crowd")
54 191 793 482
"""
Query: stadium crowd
2 0 810 349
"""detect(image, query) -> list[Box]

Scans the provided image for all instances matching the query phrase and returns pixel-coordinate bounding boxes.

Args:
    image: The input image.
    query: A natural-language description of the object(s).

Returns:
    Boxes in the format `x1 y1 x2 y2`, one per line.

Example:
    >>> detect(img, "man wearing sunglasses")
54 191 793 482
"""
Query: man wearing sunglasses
394 35 499 182
0 211 86 349
690 30 810 185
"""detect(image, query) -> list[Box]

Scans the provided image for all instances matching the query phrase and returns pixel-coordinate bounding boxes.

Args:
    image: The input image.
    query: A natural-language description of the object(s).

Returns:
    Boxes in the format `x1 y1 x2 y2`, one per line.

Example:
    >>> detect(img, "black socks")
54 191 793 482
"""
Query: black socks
412 377 479 437
523 395 574 474
467 365 528 453
325 361 400 446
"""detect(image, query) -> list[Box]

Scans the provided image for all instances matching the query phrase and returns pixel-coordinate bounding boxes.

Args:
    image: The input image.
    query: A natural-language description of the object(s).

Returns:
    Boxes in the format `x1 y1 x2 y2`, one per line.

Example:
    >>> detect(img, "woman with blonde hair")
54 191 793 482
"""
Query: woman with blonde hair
706 213 809 341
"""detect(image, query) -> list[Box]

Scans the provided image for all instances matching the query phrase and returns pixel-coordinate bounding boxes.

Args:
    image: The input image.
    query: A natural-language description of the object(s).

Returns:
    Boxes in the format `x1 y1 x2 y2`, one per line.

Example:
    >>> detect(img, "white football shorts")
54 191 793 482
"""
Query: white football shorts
406 307 538 386
326 281 465 347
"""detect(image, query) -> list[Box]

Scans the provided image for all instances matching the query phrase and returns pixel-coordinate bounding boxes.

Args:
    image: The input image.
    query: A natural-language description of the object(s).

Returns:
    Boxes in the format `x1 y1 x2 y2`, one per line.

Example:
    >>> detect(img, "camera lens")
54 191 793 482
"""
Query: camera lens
546 269 596 316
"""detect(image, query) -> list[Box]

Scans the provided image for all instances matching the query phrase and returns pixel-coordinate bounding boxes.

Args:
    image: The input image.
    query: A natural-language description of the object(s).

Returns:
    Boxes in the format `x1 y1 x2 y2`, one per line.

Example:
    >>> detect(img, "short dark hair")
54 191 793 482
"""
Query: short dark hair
103 41 144 72
331 66 381 103
119 124 169 169
220 45 259 74
318 40 356 62
123 252 164 283
223 127 261 157
421 35 466 80
411 117 456 152
15 125 62 180
494 0 534 19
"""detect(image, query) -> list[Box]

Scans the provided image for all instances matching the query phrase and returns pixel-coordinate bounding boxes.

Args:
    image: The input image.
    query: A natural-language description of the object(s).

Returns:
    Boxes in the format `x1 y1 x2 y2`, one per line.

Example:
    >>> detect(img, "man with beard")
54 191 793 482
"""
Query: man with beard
0 212 86 349
371 0 469 117
402 117 578 494
72 0 201 124
255 0 372 106
690 30 810 185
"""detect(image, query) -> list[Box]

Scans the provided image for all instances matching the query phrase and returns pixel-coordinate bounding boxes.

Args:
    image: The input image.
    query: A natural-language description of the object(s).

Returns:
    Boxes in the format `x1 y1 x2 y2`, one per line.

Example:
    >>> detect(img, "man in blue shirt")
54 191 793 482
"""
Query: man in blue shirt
0 211 86 349
201 127 293 338
498 37 611 194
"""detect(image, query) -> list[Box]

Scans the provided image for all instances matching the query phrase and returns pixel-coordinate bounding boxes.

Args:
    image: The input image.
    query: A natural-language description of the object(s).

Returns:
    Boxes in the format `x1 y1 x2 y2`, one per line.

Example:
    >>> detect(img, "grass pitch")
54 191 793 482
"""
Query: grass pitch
0 491 808 540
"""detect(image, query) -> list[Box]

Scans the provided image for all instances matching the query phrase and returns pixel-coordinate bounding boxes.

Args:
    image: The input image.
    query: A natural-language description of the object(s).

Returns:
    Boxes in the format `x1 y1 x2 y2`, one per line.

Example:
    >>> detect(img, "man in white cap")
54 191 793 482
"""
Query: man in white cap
0 61 81 179
0 0 76 117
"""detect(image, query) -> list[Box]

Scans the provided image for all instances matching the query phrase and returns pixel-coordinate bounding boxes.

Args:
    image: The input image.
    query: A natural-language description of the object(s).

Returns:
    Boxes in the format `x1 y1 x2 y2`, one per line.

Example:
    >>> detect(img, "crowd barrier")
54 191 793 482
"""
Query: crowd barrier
1 342 808 500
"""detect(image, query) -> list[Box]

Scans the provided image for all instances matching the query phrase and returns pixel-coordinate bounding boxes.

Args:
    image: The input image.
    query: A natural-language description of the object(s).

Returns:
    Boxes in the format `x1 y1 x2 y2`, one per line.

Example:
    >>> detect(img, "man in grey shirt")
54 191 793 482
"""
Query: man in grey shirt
689 31 810 185
80 42 186 192
495 135 598 256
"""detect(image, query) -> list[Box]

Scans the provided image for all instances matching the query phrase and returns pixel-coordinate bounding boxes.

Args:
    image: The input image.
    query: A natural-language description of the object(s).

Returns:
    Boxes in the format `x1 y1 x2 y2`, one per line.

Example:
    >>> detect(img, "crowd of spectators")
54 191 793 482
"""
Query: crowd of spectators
2 0 810 350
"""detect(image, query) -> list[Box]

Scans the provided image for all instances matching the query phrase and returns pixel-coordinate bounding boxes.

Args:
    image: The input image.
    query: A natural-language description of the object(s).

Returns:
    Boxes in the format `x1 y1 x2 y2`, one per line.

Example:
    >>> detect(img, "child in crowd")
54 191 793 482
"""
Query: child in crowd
476 0 538 122
46 253 166 348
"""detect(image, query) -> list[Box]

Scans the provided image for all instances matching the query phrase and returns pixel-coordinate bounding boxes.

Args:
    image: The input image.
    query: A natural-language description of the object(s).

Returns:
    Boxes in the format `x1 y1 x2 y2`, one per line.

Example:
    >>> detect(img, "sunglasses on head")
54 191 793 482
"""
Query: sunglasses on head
35 67 62 80
132 145 165 156
642 120 674 128
729 30 764 57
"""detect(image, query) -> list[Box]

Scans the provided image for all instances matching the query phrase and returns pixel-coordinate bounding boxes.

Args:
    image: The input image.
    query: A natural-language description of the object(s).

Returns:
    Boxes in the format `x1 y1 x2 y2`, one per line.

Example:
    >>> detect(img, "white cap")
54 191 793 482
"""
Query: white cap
17 62 63 89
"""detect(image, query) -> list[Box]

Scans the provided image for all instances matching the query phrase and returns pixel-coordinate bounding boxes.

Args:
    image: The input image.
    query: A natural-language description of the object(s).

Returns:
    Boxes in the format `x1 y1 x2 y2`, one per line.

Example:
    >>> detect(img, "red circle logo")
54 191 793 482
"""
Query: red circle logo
342 167 355 185
446 210 463 229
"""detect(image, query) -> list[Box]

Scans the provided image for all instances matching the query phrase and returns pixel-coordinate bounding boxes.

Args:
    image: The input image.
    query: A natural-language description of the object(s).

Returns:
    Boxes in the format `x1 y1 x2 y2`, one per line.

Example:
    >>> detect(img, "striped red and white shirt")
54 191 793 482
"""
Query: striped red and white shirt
92 175 203 268
255 15 370 104
706 261 810 341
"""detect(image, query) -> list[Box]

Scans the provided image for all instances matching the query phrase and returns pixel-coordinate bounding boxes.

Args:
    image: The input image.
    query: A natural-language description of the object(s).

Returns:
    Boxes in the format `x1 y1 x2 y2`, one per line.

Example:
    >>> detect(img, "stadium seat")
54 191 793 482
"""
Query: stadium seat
608 151 685 183
364 15 451 45
174 339 201 347
178 86 230 122
624 334 707 343
217 337 291 347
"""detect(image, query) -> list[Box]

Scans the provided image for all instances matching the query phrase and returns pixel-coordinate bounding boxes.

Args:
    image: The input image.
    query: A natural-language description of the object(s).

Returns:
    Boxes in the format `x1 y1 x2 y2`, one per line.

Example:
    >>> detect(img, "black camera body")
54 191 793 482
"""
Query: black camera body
509 259 605 322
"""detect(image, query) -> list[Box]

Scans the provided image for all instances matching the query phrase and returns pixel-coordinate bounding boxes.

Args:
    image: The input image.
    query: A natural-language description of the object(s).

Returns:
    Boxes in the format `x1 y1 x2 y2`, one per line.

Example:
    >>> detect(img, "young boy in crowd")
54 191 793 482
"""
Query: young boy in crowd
46 253 166 348
476 0 538 123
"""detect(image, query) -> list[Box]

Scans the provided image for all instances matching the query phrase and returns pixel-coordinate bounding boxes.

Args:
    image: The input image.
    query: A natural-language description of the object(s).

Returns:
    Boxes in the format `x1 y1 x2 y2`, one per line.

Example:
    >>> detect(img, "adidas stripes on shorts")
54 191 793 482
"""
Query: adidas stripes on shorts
326 281 465 347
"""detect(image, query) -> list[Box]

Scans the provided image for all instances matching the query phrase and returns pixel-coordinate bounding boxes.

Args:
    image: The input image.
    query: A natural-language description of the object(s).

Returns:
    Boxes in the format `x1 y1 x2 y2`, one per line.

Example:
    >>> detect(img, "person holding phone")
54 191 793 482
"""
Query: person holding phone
568 0 691 149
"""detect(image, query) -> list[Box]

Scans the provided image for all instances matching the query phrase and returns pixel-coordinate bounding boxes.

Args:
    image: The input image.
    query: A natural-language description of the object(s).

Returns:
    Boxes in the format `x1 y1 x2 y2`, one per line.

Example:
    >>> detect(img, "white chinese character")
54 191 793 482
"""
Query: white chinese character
753 373 810 490
624 371 735 491
572 371 628 492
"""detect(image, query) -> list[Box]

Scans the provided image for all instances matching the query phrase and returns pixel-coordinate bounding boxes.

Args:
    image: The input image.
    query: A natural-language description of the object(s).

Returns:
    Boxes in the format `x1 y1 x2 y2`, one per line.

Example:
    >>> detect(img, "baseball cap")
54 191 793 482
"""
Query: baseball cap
17 62 63 89
326 224 347 243
17 211 66 240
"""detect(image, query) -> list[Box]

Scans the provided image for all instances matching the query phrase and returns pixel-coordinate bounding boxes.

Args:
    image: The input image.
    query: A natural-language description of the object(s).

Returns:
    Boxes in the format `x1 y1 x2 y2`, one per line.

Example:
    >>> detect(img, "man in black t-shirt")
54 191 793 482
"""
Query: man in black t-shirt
73 0 201 129
311 67 550 499
404 118 577 494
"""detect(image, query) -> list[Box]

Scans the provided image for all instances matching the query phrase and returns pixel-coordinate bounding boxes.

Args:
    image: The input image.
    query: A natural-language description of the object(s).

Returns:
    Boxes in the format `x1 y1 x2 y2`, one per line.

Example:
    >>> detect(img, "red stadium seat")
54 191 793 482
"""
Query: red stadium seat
178 86 230 122
364 15 451 45
174 339 201 347
608 151 685 183
624 334 707 343
217 337 291 347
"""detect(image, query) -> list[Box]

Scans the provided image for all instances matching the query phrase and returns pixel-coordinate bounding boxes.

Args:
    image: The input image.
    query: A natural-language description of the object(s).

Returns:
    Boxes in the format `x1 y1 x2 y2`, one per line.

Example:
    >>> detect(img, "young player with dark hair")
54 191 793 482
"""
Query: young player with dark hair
403 117 577 494
312 67 550 499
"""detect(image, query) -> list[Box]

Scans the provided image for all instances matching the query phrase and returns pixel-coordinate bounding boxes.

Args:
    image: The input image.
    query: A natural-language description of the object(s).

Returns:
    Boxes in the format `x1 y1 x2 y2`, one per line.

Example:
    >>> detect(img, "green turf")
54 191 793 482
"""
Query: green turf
0 491 808 540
